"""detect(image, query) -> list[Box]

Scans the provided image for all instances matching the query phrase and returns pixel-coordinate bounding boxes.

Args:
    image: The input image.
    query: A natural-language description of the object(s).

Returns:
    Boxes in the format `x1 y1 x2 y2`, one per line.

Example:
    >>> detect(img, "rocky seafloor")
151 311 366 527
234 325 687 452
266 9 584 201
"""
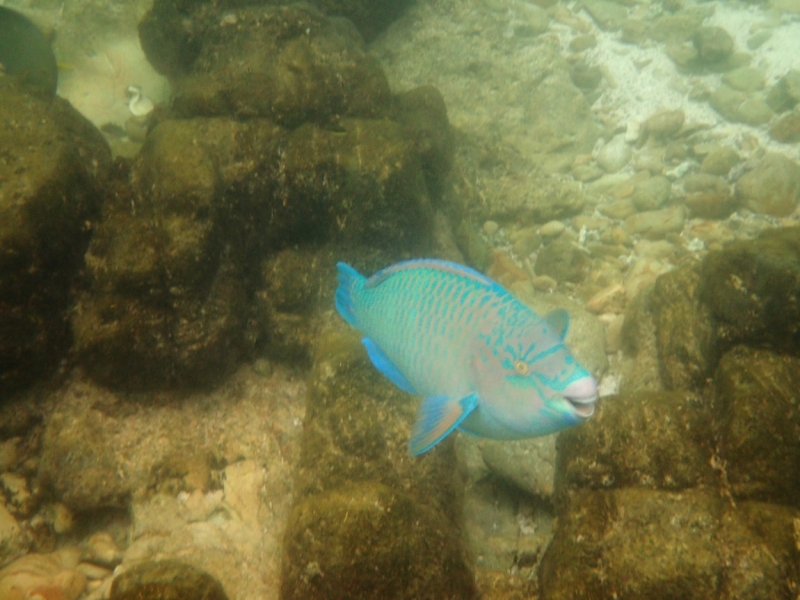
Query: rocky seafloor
1 0 799 598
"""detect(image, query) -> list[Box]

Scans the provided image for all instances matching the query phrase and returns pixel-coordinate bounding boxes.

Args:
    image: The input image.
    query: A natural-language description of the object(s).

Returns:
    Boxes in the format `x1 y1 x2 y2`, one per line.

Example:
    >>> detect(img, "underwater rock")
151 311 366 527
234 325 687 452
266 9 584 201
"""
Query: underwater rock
277 118 433 249
480 437 557 499
392 86 454 200
722 66 766 93
595 135 631 173
700 226 800 354
0 548 87 600
110 560 228 600
556 391 716 495
631 175 672 211
281 321 477 600
540 488 800 600
714 346 800 505
734 153 800 217
765 69 800 114
650 262 717 391
534 239 591 284
699 145 740 176
693 26 735 65
683 173 735 219
0 504 30 569
769 108 800 143
282 481 476 600
160 4 391 127
72 118 287 389
622 204 686 239
0 82 110 399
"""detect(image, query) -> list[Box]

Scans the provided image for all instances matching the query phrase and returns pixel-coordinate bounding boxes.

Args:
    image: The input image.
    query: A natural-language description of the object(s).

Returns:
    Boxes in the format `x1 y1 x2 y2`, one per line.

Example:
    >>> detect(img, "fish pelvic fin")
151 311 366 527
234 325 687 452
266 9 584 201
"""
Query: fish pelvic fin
335 262 365 327
363 337 418 395
409 392 479 456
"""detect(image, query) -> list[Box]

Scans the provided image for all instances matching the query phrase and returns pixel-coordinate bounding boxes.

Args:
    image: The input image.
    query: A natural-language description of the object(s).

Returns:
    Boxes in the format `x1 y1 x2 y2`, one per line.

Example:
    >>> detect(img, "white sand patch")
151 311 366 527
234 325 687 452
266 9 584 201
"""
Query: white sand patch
560 0 800 161
57 36 169 129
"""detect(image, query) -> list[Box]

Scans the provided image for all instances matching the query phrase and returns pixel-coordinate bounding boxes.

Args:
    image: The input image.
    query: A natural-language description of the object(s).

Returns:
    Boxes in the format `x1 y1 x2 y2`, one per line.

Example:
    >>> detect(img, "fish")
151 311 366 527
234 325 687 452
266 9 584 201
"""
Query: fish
335 259 598 455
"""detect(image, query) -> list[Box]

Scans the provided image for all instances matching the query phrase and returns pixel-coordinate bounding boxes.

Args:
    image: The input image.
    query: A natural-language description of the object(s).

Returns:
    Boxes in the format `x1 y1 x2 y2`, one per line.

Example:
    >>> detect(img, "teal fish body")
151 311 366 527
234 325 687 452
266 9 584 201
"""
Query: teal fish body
335 259 597 455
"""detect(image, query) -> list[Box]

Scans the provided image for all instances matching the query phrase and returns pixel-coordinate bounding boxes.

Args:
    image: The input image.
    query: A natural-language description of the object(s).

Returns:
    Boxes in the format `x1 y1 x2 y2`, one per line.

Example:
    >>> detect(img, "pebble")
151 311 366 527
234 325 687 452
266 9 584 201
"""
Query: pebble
0 473 33 516
0 548 87 600
540 220 566 238
693 26 735 64
599 198 637 220
736 98 774 126
631 176 672 211
700 146 740 176
569 33 597 52
585 283 627 314
623 205 687 238
51 503 75 535
735 153 800 217
531 274 558 291
0 438 20 472
642 109 685 139
769 109 800 143
482 220 500 236
722 66 765 93
83 532 123 568
596 135 632 173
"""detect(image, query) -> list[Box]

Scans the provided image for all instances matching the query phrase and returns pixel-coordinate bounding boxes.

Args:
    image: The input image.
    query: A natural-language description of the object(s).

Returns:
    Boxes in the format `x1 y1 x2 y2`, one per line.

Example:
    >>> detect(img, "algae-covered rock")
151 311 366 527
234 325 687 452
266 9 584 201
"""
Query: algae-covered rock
0 81 110 399
699 227 800 354
278 118 433 249
556 391 716 496
110 560 228 600
714 346 800 505
73 119 262 389
651 262 717 391
162 4 391 126
282 481 475 600
281 321 477 599
540 488 800 600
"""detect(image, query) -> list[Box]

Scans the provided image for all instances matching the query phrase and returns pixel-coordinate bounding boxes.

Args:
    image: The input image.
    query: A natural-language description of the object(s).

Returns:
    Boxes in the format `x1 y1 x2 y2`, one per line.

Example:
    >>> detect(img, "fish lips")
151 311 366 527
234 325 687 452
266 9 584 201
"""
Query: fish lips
562 377 598 420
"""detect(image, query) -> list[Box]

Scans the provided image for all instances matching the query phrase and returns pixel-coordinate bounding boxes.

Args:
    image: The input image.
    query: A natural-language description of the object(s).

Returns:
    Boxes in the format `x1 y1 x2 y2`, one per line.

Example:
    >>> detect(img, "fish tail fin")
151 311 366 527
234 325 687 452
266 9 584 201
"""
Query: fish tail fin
335 262 365 327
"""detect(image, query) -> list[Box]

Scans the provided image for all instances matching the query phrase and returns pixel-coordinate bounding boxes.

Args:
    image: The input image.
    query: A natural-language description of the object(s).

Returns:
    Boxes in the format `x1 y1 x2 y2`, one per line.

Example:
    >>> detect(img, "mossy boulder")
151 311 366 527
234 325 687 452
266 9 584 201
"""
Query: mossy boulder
277 118 433 248
540 488 800 600
280 321 477 599
699 226 800 354
0 81 110 398
714 345 800 505
556 391 716 498
282 481 476 600
650 262 717 391
150 4 391 127
72 119 278 389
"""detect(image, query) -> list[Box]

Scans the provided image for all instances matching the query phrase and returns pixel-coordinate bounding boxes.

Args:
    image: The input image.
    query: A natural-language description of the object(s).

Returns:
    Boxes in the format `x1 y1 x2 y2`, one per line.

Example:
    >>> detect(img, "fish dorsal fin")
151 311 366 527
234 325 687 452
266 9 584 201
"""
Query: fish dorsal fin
409 392 479 456
365 259 497 290
362 337 417 395
544 309 570 340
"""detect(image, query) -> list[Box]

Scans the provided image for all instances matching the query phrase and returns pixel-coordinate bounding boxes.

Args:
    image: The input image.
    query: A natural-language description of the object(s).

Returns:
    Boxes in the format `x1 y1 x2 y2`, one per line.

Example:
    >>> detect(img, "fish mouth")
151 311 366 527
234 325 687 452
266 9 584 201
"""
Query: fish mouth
566 397 596 419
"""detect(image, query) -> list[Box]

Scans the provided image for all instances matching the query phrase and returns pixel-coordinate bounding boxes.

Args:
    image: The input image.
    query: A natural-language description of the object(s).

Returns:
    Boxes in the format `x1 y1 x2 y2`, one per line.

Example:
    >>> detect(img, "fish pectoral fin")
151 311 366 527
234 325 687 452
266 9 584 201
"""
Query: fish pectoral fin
409 392 479 456
362 337 417 395
544 308 570 340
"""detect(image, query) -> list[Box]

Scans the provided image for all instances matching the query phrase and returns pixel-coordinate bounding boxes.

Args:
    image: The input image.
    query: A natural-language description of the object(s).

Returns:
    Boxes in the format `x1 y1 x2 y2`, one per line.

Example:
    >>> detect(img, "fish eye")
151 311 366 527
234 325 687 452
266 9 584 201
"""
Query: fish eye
514 360 529 375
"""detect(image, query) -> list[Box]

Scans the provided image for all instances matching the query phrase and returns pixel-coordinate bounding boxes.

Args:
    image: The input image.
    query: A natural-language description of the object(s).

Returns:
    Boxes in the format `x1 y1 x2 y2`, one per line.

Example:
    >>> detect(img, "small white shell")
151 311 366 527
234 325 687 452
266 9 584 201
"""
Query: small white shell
126 85 154 117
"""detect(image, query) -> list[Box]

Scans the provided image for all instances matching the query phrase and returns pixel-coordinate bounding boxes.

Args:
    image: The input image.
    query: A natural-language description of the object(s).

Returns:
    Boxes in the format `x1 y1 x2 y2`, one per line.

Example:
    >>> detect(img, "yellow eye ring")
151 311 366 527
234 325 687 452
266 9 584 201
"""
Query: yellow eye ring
514 360 529 375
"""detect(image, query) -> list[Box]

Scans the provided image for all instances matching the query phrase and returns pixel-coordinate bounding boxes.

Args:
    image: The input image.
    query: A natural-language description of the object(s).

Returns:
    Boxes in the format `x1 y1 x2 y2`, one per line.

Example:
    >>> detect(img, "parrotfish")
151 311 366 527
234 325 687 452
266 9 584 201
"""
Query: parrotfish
335 259 598 456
